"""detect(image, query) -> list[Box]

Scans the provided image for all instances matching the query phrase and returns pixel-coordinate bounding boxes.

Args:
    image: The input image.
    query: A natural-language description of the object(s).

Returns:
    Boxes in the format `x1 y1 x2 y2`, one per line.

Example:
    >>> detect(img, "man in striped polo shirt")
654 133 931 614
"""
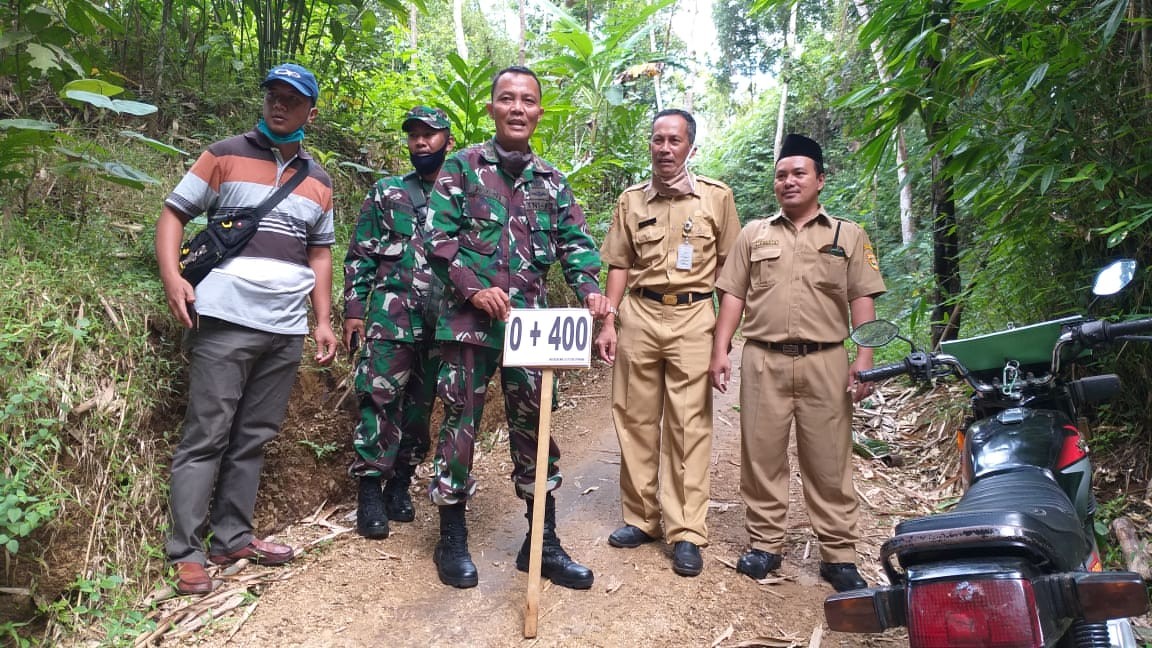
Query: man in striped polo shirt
155 63 337 595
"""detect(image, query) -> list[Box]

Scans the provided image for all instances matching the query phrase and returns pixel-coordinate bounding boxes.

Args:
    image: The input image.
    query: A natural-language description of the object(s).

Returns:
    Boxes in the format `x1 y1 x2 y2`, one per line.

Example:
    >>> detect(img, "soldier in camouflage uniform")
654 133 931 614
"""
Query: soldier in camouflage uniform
343 106 453 540
424 66 611 590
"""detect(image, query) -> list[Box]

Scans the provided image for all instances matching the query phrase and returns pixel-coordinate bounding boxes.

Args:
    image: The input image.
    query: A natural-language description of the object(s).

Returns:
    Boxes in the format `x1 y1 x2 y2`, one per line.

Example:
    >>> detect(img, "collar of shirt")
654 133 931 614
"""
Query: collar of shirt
767 206 833 228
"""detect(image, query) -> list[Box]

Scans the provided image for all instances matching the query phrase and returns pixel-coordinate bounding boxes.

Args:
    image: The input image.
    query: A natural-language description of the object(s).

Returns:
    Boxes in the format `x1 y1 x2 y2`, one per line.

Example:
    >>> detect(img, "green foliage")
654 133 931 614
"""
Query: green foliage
438 53 499 147
43 572 156 644
0 202 181 643
695 96 780 222
531 0 676 220
298 438 340 460
0 48 176 207
0 374 63 555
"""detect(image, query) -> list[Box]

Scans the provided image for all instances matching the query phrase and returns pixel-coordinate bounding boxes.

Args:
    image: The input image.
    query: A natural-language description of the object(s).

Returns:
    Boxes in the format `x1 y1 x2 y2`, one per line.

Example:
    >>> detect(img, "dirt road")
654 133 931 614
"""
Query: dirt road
161 342 904 647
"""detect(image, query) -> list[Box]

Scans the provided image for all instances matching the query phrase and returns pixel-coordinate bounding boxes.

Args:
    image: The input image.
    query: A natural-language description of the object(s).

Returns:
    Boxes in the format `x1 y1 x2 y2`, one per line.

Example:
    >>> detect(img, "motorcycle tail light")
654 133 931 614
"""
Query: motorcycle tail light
908 577 1042 647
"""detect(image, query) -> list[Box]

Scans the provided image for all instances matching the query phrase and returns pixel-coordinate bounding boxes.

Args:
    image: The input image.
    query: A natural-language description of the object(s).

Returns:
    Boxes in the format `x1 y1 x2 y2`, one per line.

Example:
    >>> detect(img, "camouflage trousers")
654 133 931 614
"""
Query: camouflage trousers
349 338 438 479
427 342 562 506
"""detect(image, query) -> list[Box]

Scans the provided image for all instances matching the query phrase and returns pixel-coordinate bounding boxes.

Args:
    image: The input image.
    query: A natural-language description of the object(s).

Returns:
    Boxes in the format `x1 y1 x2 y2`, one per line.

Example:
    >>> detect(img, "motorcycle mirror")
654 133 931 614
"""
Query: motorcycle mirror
1092 259 1137 296
851 319 901 348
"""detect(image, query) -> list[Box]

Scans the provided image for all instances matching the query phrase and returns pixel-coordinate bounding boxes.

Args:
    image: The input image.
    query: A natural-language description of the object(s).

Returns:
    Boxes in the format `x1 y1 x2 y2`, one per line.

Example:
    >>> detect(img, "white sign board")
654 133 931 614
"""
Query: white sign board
502 308 592 368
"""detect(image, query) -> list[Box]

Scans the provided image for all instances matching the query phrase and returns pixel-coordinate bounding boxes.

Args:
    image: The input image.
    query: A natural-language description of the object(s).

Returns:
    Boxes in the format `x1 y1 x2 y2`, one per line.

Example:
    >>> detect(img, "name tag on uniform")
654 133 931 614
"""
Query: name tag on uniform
676 242 693 270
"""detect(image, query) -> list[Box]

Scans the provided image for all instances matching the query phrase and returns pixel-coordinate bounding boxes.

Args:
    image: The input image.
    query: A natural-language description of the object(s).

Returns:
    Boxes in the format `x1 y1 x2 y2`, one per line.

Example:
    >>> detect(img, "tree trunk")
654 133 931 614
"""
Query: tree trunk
897 133 914 243
156 0 173 96
453 0 468 60
922 2 959 347
773 2 798 156
851 0 915 244
928 132 960 347
518 0 526 65
409 5 418 50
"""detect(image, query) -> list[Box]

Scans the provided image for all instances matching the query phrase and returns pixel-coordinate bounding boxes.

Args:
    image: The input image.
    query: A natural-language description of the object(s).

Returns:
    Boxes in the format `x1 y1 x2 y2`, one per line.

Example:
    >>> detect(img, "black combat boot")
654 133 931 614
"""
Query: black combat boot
383 462 416 522
434 503 478 588
515 494 594 590
356 476 389 539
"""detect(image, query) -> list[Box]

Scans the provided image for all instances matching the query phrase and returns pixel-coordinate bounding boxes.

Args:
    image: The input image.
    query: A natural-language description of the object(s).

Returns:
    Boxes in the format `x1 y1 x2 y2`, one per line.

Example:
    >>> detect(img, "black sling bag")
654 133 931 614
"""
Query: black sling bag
178 158 310 286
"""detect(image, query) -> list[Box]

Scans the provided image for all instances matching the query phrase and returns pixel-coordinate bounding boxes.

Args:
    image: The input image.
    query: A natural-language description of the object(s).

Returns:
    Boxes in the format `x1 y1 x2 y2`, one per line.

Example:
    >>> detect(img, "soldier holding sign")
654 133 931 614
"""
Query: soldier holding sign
424 66 611 590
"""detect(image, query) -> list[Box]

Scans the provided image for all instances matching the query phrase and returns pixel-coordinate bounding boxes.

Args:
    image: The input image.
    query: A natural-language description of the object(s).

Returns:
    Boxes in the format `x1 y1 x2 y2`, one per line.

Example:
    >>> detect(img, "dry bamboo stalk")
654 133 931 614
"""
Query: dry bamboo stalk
225 600 261 642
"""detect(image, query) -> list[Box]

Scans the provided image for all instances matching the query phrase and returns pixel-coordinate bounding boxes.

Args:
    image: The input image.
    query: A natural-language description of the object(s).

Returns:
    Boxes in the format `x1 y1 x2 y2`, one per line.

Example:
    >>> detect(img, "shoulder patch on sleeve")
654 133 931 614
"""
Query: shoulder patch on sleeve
864 243 879 271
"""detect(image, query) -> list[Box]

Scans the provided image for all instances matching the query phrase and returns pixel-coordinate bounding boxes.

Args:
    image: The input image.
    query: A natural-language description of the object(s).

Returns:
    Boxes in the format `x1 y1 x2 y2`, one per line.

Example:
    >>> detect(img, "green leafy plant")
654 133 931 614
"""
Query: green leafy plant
44 572 157 644
0 374 64 555
299 439 340 460
437 53 499 148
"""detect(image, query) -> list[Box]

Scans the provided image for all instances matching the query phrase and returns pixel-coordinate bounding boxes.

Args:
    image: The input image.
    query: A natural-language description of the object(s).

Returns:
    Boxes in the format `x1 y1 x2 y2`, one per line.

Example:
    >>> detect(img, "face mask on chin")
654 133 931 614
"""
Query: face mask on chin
410 141 449 177
652 159 694 197
257 118 305 144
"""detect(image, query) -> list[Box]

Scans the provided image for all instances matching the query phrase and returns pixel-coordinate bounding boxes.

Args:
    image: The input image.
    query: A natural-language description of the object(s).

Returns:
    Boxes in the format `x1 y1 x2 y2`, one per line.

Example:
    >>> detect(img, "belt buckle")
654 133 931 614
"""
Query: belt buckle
780 343 802 356
661 294 678 306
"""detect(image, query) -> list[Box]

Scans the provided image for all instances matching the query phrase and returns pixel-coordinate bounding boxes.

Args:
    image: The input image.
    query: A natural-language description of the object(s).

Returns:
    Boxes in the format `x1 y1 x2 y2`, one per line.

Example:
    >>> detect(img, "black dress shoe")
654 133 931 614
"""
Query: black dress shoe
671 541 703 577
608 525 656 548
819 562 867 592
735 549 782 580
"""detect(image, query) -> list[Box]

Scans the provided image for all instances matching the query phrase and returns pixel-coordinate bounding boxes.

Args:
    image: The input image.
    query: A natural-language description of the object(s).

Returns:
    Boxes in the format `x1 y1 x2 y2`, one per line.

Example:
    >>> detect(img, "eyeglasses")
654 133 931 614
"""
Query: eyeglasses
264 91 307 109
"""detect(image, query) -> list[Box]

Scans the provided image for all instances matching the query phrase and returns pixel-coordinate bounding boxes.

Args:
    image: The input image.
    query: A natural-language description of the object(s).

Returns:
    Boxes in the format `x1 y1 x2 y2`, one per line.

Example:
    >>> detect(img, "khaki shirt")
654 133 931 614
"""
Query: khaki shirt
716 210 886 343
600 175 741 294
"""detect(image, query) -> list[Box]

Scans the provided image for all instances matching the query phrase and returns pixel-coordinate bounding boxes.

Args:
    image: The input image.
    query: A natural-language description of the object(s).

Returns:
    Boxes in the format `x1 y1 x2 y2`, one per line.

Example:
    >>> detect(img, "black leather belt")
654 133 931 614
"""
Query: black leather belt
639 289 713 306
755 340 840 356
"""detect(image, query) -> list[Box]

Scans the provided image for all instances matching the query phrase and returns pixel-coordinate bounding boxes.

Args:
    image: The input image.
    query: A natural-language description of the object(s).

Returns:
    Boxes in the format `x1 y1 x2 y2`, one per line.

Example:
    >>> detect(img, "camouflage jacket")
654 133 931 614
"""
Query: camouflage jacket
343 172 435 343
426 139 603 348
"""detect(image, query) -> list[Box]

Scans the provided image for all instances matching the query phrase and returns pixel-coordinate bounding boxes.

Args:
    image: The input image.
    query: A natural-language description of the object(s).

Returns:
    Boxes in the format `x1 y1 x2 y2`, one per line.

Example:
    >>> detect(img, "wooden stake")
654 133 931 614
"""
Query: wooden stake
523 367 554 638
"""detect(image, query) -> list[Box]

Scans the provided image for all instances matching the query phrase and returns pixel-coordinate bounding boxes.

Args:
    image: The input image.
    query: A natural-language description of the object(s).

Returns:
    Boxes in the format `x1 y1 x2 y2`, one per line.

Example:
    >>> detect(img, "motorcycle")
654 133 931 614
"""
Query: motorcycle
824 259 1150 647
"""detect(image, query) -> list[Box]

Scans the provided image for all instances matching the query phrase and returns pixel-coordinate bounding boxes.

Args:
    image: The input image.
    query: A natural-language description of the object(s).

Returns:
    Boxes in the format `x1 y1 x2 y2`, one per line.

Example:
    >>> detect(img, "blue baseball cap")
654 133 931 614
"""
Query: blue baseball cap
261 63 319 103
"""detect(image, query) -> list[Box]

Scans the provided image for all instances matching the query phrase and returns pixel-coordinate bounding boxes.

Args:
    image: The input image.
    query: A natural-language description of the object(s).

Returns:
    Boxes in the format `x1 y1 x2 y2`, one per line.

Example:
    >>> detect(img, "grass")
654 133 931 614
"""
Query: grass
0 204 182 644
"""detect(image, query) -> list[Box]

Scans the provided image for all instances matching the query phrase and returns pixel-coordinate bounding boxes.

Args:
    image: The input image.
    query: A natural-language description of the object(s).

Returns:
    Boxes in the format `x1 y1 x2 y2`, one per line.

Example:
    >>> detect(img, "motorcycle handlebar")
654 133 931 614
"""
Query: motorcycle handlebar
1099 317 1152 339
857 361 909 383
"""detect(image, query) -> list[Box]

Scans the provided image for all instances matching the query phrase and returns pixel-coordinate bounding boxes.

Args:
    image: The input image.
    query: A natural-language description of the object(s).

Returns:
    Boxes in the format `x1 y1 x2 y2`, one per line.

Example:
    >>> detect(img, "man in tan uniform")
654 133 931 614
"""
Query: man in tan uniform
709 134 885 592
595 109 740 577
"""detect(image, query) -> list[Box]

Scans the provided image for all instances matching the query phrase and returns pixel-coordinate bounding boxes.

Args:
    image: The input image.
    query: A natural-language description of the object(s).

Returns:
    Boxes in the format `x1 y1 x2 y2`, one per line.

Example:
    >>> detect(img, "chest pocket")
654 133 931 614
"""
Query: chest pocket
528 207 557 265
683 208 716 258
750 245 781 288
815 251 849 295
367 198 415 259
633 225 666 267
462 186 502 255
685 228 716 260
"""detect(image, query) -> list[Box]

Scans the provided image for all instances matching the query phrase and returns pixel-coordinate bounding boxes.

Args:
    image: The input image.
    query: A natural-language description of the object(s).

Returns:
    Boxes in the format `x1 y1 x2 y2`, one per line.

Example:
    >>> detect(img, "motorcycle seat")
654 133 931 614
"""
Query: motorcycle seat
890 467 1087 572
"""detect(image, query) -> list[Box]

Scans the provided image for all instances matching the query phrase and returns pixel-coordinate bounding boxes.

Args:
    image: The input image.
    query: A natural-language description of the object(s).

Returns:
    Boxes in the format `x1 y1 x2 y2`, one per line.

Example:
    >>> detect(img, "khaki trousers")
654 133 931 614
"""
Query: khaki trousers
739 341 858 563
612 293 714 545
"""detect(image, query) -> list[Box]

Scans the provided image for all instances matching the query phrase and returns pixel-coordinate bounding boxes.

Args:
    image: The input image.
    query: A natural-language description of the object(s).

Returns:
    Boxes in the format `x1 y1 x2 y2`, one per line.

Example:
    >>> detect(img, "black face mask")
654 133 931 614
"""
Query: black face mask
410 142 448 177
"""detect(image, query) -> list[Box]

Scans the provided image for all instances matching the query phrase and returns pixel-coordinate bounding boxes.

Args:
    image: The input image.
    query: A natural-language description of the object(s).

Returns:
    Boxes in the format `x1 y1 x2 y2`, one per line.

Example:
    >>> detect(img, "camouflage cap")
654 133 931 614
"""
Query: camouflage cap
402 106 451 132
